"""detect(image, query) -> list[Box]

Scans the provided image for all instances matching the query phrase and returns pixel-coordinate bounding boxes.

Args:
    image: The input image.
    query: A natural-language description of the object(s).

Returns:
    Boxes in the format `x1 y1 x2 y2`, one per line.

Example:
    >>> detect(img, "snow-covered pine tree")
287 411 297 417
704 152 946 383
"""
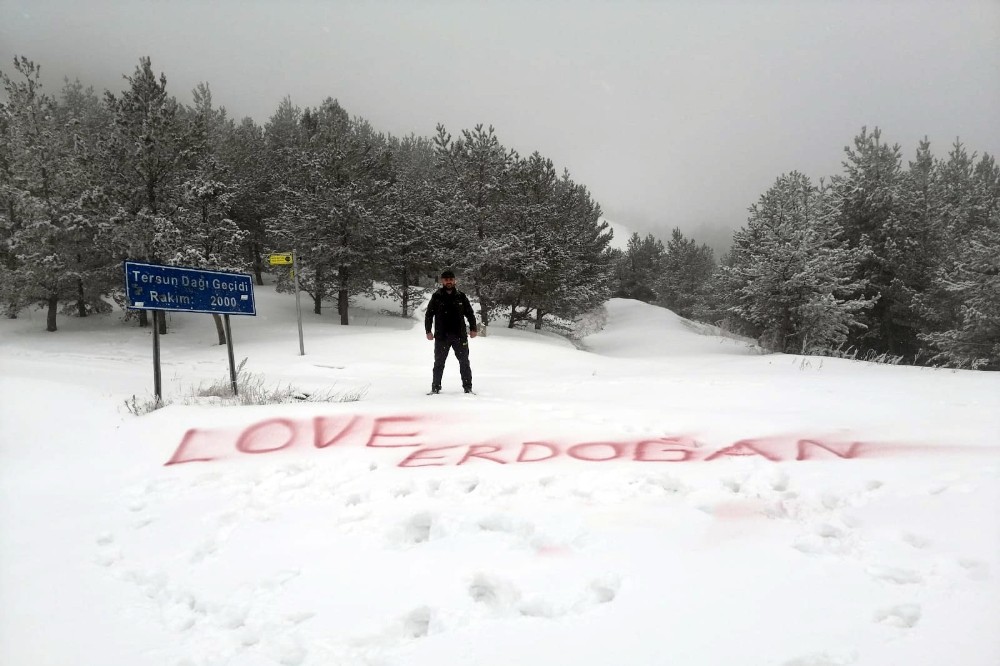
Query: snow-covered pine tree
219 116 274 285
270 99 390 324
171 84 248 272
917 146 1000 368
879 138 947 359
0 57 102 331
655 227 716 319
0 99 17 317
494 152 560 328
830 126 906 355
613 232 665 302
261 95 304 289
433 123 517 326
100 57 189 331
57 78 115 319
269 100 343 317
723 172 873 353
540 174 613 328
377 133 439 317
167 83 251 343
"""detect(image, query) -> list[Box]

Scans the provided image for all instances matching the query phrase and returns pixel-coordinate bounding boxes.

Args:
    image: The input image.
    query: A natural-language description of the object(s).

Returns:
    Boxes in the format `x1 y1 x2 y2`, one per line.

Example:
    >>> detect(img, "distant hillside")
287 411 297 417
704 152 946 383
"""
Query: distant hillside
600 217 634 251
582 298 756 357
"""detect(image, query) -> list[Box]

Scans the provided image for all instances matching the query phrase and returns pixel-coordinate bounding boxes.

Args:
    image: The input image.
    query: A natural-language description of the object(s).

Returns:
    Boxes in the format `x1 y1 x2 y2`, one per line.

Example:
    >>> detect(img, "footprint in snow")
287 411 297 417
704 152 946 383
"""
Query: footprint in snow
900 531 932 549
958 558 990 581
866 565 924 585
588 575 620 604
286 611 316 625
792 519 858 556
344 492 366 507
401 606 433 638
398 512 434 545
351 606 435 650
720 477 742 494
219 604 249 630
390 483 414 498
873 603 921 628
769 469 790 492
95 532 123 567
189 537 219 563
518 596 558 618
94 547 123 568
816 523 847 539
476 513 534 538
468 573 521 611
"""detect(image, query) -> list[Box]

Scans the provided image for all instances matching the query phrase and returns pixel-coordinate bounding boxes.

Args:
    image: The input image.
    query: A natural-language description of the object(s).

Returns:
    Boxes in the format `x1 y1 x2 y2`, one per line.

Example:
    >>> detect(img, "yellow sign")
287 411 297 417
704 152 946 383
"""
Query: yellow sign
268 253 293 266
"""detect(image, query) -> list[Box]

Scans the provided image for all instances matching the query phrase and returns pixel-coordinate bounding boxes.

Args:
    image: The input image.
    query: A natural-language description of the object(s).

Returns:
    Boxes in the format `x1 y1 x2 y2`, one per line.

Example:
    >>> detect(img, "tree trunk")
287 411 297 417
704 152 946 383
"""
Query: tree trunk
76 275 87 317
779 309 792 353
213 313 226 345
474 282 490 326
400 268 410 318
339 267 349 325
313 268 323 314
534 309 544 330
139 310 149 327
252 242 264 285
339 289 349 325
158 310 168 335
508 305 517 329
46 294 58 332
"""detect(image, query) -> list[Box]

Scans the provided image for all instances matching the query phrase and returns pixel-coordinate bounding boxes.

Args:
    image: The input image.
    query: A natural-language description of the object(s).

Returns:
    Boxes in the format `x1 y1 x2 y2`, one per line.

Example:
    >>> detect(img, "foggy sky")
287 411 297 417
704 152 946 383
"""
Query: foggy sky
2 0 998 253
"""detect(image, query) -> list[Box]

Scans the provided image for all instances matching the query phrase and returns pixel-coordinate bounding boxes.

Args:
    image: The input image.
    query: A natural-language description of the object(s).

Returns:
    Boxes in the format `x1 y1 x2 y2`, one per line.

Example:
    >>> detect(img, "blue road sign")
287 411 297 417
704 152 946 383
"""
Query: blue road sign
124 261 256 316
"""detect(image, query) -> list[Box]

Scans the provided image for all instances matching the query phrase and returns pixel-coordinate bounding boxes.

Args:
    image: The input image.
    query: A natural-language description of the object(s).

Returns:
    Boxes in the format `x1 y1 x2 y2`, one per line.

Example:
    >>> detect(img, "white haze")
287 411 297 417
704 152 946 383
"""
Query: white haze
1 0 998 254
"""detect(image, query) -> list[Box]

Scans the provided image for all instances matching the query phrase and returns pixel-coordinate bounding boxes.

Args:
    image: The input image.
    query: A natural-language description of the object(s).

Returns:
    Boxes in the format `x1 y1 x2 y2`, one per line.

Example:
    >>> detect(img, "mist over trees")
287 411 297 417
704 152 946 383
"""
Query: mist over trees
1 57 996 369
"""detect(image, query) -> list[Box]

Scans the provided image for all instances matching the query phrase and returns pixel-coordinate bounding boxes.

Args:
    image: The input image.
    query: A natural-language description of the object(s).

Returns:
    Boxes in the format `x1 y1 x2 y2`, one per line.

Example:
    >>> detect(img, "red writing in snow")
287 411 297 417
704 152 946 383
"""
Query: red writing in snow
164 413 887 467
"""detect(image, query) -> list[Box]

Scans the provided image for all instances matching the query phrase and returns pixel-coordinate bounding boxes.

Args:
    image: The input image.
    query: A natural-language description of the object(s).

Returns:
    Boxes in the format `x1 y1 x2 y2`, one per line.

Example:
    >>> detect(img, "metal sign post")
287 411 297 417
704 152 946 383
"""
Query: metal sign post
223 314 237 395
124 261 257 401
268 251 305 355
293 250 305 356
152 310 162 404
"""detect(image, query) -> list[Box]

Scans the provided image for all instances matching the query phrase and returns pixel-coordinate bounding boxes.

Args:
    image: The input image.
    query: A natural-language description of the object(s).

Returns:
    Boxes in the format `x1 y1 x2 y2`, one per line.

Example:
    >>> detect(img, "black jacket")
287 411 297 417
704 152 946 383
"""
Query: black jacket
425 287 478 338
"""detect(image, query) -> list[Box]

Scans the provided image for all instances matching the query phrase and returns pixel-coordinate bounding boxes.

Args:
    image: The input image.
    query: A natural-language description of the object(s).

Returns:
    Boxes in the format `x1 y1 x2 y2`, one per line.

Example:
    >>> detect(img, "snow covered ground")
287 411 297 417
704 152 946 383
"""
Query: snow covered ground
1 281 998 666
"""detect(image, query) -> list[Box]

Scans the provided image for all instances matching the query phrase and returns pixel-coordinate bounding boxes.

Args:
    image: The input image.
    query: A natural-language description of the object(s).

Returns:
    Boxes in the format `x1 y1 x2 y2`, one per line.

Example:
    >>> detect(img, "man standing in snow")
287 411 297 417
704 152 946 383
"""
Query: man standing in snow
424 269 478 394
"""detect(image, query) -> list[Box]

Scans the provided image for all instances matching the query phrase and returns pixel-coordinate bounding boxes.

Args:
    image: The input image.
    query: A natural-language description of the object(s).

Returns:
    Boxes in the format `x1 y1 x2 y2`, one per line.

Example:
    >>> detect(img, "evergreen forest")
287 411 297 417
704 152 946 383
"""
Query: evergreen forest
2 57 997 369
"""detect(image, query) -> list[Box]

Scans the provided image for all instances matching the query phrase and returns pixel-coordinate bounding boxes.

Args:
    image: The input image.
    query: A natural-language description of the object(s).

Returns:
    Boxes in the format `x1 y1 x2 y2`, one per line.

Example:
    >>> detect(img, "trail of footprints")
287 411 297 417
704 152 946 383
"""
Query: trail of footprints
95 453 993 664
716 465 994 666
96 464 628 663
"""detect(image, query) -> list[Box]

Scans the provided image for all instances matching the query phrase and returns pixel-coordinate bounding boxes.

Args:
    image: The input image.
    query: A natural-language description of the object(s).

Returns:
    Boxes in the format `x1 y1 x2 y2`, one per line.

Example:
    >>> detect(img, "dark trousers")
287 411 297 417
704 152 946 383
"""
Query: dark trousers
432 333 472 390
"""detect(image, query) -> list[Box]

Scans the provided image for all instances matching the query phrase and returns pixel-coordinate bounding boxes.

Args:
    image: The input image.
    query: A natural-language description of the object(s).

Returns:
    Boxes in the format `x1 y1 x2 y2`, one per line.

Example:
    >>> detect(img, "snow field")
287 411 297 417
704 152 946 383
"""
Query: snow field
1 283 998 665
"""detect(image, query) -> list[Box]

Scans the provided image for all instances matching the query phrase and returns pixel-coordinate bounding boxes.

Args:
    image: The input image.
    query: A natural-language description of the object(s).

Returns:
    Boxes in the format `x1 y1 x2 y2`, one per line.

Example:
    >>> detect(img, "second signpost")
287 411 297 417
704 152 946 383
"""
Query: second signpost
269 250 305 356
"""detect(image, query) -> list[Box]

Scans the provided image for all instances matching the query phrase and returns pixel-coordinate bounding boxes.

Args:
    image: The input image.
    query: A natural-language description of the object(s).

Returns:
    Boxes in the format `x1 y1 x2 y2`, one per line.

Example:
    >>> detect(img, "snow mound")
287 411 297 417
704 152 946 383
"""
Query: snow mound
582 298 757 357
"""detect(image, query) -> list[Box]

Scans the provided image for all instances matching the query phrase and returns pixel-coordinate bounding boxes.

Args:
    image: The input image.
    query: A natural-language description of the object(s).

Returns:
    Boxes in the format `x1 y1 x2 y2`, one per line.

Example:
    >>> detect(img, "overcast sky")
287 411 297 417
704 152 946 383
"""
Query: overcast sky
2 0 998 252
